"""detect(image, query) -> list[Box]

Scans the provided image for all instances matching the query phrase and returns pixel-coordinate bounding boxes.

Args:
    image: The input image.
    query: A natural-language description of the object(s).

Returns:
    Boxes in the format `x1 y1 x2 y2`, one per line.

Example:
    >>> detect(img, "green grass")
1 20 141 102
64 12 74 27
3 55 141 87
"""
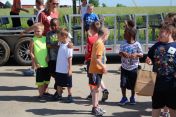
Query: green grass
0 6 176 42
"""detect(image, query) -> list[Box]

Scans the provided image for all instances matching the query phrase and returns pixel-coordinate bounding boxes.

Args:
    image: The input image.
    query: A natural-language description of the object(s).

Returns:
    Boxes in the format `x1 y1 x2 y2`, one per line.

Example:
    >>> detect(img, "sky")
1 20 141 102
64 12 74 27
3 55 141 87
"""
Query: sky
1 0 176 7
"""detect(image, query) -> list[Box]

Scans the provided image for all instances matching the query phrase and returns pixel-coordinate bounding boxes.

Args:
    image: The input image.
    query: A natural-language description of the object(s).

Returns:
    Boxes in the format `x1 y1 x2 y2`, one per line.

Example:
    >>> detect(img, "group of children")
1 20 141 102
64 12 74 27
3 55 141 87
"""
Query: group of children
28 0 176 116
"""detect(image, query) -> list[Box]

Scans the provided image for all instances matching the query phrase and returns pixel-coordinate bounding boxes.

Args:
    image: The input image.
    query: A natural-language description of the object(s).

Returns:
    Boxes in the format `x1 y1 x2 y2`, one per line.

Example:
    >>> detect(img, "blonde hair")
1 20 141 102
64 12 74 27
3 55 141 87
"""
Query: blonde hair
34 22 44 31
90 21 101 33
59 28 69 38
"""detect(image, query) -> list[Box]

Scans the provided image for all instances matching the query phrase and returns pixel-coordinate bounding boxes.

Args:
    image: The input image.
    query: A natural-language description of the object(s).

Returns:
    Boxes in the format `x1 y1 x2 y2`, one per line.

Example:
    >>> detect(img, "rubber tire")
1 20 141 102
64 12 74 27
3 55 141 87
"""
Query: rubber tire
14 37 32 66
0 39 10 66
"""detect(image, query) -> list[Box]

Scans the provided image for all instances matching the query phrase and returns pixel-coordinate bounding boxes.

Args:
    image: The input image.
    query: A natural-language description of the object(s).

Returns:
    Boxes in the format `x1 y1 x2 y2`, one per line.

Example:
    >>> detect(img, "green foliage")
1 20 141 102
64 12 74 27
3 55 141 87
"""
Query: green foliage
102 3 106 7
116 3 126 7
4 1 12 8
89 0 99 7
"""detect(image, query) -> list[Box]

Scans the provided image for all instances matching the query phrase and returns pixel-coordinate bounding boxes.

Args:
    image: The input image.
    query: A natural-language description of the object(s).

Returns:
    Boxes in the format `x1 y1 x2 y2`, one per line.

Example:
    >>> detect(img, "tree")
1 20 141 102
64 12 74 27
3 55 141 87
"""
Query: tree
89 0 99 7
116 3 126 7
102 3 106 7
4 1 11 8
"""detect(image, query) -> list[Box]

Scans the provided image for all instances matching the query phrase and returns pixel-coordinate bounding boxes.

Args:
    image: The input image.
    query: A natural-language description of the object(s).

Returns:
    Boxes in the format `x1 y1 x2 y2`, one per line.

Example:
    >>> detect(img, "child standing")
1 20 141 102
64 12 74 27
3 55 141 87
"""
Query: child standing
83 4 99 32
29 23 49 99
146 25 176 117
85 21 109 102
89 27 109 116
118 20 143 106
46 18 59 99
55 28 73 103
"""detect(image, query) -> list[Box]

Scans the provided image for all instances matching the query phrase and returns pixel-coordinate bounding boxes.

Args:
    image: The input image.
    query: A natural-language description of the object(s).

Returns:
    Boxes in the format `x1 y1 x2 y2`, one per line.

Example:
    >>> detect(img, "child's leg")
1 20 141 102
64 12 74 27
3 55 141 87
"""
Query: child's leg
57 86 63 95
67 87 72 96
163 106 169 113
131 90 135 97
38 85 45 96
152 109 161 117
92 87 100 107
100 80 106 90
121 87 126 97
169 108 176 117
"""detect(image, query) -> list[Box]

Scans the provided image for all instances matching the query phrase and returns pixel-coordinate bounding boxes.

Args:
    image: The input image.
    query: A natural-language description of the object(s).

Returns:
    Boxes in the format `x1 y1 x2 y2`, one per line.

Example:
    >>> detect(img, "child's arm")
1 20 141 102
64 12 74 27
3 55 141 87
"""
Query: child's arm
29 40 40 68
68 57 72 76
95 55 107 73
119 52 131 58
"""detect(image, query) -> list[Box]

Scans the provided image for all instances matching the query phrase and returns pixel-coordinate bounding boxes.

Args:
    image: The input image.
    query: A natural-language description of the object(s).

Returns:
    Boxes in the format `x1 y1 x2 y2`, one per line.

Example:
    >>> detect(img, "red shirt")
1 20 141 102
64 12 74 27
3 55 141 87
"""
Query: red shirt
38 11 58 36
85 34 98 62
11 0 21 13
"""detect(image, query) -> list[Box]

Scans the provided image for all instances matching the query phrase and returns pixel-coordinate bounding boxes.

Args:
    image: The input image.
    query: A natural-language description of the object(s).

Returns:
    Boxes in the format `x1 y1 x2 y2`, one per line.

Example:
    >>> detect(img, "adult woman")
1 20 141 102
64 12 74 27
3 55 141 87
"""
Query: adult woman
38 0 59 36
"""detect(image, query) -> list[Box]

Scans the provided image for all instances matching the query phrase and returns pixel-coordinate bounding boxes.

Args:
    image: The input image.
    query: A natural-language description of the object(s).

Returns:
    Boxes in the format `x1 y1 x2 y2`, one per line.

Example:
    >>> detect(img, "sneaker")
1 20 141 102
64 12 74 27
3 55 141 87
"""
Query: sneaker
97 106 106 114
43 92 53 97
162 112 170 117
91 107 104 116
86 94 92 100
101 89 109 102
66 95 73 103
38 96 46 102
23 68 34 76
130 97 136 105
118 97 128 106
51 94 62 101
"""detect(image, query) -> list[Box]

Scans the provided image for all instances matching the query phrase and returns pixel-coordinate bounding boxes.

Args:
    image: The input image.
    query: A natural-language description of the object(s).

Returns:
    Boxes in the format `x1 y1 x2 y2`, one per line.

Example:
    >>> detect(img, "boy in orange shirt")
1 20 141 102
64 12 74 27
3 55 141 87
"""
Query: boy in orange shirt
89 26 109 116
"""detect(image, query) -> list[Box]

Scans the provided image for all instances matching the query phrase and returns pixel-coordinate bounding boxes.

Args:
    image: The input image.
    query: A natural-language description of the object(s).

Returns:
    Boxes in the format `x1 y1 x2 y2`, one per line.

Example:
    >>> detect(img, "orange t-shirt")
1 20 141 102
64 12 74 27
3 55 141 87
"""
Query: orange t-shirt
89 39 105 74
11 0 21 13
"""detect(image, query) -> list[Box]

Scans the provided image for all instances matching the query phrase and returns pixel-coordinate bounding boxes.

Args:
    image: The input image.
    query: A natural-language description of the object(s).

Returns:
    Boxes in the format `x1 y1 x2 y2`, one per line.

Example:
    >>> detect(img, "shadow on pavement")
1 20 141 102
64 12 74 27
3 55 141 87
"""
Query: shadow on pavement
0 86 36 91
26 108 91 116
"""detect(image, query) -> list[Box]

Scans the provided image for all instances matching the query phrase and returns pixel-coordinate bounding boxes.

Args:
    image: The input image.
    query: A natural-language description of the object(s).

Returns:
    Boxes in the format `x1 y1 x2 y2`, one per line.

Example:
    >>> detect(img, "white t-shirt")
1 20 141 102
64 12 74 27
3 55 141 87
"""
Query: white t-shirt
56 42 73 73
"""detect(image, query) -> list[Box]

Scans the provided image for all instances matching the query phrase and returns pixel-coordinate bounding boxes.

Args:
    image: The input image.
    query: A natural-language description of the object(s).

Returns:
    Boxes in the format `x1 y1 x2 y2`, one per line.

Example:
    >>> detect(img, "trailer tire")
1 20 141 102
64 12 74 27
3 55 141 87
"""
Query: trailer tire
0 39 10 66
14 37 32 66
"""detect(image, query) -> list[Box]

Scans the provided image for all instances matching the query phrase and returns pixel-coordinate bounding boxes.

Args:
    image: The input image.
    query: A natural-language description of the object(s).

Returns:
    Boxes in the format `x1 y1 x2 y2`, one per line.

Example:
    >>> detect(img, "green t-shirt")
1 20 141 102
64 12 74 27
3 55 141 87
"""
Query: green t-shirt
33 36 48 67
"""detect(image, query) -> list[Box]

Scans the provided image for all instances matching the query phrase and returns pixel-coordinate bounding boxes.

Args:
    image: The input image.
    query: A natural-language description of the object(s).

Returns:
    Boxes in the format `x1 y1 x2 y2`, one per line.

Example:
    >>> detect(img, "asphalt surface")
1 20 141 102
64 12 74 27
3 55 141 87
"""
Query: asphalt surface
0 63 152 117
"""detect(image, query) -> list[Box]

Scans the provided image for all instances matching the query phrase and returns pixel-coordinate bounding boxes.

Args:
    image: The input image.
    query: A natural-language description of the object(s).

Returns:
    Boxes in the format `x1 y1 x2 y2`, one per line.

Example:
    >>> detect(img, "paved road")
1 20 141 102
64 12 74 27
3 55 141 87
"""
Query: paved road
0 64 152 117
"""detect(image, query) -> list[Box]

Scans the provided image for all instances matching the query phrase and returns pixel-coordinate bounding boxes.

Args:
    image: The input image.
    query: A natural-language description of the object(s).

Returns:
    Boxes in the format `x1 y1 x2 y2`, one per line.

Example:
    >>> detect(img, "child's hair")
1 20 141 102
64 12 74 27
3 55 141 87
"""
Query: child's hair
90 21 102 33
88 4 94 8
36 0 44 5
125 20 137 39
163 12 176 27
50 18 58 26
59 28 69 38
160 24 176 40
98 27 109 37
34 22 44 31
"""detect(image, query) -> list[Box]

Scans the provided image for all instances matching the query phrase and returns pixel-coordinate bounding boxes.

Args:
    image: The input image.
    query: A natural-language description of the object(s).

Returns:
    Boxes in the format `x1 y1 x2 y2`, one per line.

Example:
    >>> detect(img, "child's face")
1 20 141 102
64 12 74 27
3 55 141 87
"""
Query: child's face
58 34 67 42
34 28 43 37
124 29 131 41
82 0 87 5
158 29 171 42
102 31 110 42
51 21 59 31
87 6 93 13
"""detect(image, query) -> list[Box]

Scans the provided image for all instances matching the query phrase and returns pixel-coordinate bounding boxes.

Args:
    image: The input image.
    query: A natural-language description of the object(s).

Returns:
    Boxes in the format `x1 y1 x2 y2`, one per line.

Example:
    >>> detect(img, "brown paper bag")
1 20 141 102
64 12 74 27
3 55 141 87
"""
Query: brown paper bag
135 69 157 96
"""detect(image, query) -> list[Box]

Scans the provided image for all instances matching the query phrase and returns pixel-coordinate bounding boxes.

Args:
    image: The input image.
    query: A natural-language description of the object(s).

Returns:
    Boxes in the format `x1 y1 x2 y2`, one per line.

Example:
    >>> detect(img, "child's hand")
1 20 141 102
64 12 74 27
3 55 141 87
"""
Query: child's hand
68 69 72 76
145 57 152 65
67 42 73 48
130 53 138 59
102 66 107 74
36 63 40 69
122 52 130 58
45 56 49 63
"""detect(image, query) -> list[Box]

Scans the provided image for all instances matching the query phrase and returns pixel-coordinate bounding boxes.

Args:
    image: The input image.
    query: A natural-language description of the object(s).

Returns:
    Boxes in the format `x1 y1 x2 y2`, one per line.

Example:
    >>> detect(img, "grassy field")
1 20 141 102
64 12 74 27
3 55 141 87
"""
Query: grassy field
0 6 176 41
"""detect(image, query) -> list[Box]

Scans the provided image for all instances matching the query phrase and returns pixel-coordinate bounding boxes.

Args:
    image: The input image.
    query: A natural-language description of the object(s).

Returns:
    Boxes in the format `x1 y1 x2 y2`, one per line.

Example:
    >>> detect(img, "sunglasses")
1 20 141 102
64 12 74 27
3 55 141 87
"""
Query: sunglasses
53 3 59 5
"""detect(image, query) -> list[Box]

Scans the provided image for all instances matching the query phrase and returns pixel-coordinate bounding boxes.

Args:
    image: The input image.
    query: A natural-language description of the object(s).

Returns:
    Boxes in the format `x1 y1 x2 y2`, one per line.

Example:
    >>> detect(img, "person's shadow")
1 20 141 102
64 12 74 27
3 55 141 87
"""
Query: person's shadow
26 108 91 116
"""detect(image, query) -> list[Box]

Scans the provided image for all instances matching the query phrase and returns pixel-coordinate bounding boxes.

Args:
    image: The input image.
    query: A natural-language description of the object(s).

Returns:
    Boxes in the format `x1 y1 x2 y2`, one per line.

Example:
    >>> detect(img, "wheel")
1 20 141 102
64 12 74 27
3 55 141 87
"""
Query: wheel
0 39 10 66
14 37 32 66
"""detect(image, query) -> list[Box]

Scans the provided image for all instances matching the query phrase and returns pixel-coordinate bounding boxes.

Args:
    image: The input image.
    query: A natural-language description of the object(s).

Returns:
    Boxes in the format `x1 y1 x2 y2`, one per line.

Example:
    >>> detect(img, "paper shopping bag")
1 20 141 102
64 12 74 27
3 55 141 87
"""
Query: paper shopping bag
135 69 157 96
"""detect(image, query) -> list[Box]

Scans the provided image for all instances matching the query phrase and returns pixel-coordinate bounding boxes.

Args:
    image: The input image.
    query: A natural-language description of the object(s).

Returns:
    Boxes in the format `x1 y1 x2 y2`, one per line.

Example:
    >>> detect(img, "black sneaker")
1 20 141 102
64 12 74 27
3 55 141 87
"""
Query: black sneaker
66 95 73 103
43 92 53 97
38 96 46 102
86 94 92 100
101 89 109 102
51 94 62 101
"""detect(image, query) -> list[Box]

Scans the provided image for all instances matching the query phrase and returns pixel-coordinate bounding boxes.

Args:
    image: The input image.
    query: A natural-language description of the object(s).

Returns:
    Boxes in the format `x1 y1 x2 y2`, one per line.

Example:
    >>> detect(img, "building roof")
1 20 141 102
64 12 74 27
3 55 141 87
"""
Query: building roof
0 2 5 6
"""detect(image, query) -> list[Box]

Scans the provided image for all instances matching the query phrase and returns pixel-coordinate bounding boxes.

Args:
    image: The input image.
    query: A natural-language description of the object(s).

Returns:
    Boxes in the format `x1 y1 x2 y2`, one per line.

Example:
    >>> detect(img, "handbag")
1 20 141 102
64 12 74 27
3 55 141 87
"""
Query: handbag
135 64 157 96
